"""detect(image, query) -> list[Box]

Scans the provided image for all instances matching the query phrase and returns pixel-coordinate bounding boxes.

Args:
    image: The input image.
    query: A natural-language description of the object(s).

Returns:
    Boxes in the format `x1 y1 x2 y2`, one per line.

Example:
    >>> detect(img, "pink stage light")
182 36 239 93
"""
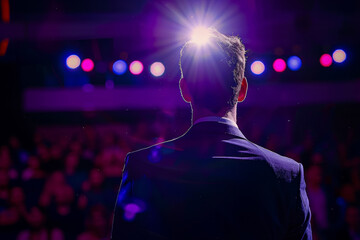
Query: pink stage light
250 61 265 75
320 54 332 67
273 58 286 72
150 62 165 77
81 58 94 72
129 61 144 75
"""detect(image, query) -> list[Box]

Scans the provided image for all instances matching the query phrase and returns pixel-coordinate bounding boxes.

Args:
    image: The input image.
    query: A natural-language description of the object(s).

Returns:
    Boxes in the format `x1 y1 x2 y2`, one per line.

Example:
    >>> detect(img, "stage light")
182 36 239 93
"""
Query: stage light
273 58 286 72
287 56 302 71
250 61 265 75
81 58 94 72
150 62 165 77
320 54 332 67
191 26 210 46
129 61 144 75
113 60 127 75
332 49 346 63
66 55 81 69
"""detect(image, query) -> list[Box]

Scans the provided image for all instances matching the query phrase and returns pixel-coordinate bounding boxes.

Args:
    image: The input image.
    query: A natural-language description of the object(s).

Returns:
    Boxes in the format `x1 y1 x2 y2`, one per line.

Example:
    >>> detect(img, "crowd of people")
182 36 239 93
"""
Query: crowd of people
0 106 359 240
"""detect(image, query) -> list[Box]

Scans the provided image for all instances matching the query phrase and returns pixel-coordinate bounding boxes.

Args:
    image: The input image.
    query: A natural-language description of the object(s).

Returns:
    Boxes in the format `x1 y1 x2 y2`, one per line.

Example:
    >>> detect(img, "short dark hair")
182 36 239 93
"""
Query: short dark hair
179 28 246 113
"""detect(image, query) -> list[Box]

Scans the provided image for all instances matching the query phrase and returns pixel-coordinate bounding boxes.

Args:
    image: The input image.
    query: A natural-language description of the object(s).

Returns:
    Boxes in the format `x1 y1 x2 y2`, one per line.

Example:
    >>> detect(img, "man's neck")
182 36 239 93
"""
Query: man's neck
191 105 237 124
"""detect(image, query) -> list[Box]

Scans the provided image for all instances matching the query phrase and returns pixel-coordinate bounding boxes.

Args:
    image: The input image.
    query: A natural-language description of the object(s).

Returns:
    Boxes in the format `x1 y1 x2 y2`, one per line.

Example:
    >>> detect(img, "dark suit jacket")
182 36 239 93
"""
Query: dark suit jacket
111 121 312 240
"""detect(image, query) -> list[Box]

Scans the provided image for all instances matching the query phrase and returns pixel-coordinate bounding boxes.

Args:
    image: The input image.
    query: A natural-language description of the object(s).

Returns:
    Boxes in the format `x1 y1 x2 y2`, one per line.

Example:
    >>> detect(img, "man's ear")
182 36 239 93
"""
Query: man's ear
238 77 248 102
179 78 192 103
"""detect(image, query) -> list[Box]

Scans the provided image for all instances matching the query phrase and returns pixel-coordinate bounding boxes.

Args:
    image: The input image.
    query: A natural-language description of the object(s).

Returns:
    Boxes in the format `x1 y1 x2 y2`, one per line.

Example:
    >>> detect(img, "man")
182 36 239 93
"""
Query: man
111 28 312 239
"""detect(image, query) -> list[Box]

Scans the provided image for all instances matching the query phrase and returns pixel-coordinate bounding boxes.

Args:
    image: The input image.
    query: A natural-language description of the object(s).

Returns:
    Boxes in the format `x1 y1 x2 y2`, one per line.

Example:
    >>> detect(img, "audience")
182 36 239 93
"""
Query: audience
0 108 358 240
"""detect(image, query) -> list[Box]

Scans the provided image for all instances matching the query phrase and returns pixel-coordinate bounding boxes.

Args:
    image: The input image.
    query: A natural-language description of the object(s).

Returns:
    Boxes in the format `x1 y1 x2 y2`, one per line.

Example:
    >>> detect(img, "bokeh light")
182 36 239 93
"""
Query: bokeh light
332 49 346 63
129 61 144 75
150 62 165 77
250 61 265 75
320 54 332 67
124 203 141 221
66 55 81 69
287 56 302 71
191 26 210 46
113 60 127 75
81 58 94 72
273 58 286 72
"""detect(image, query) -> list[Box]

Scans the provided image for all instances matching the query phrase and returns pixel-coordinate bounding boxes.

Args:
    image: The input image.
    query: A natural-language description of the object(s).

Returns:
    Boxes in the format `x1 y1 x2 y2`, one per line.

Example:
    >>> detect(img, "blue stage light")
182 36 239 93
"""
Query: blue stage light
113 60 127 75
287 56 302 71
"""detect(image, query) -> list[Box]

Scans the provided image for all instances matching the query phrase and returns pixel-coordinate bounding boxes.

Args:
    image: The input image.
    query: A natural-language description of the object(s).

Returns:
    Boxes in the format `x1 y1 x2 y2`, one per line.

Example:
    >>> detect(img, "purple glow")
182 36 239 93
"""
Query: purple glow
150 62 165 77
332 49 346 63
81 58 94 72
129 61 144 75
124 203 141 221
66 55 81 69
273 58 286 72
320 54 332 67
250 61 265 75
105 80 114 89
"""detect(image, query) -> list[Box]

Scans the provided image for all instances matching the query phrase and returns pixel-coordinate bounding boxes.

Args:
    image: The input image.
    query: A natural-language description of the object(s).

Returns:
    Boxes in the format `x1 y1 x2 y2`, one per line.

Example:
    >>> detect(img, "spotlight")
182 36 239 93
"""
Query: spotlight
191 26 211 46
332 49 346 63
66 55 81 69
129 61 144 75
250 61 265 75
150 62 165 77
320 54 332 67
113 60 127 75
273 58 286 72
287 56 302 71
81 58 94 72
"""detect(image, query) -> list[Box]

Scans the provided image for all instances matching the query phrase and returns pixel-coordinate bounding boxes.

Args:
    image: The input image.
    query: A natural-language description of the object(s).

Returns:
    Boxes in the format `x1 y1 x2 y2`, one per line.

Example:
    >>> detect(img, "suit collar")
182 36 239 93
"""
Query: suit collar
186 121 247 139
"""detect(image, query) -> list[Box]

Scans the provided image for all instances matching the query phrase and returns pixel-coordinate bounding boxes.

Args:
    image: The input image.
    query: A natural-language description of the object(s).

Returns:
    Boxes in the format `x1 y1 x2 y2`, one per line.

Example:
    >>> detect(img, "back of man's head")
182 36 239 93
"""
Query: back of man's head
179 28 246 113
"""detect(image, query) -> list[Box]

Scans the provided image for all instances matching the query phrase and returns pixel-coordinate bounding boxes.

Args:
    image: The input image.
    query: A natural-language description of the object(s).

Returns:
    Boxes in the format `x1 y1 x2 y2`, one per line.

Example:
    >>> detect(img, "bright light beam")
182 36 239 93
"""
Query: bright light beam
191 26 211 46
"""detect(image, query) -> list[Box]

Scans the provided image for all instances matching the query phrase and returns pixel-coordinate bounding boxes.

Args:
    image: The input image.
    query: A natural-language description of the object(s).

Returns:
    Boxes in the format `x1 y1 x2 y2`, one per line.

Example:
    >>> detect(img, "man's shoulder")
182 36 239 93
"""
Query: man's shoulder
246 141 301 181
126 135 185 160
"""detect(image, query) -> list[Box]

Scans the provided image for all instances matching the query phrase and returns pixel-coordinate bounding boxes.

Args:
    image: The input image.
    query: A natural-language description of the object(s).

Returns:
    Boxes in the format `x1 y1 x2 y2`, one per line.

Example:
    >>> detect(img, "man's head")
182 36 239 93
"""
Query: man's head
179 28 247 114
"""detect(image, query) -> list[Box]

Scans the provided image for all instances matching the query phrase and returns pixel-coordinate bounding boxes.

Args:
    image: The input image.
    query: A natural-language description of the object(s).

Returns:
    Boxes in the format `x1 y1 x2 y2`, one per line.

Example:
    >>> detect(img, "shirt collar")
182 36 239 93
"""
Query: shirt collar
193 116 238 128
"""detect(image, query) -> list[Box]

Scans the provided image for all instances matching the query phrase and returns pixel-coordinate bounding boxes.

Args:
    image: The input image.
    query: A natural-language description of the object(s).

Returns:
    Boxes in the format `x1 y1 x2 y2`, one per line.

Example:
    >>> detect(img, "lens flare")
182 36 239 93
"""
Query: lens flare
191 26 211 46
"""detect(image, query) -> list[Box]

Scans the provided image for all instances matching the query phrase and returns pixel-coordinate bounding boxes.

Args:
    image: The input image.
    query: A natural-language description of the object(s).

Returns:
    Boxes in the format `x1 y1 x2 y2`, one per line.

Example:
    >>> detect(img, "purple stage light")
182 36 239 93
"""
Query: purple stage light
81 58 94 72
250 61 265 75
129 61 144 75
150 62 165 77
66 55 81 69
273 58 286 72
287 56 302 71
332 49 346 63
320 54 332 67
113 60 127 75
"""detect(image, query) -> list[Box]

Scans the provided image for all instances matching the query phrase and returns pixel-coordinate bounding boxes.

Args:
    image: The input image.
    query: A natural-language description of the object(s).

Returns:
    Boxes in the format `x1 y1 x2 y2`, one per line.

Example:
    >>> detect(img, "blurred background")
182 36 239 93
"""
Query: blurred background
0 0 360 239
